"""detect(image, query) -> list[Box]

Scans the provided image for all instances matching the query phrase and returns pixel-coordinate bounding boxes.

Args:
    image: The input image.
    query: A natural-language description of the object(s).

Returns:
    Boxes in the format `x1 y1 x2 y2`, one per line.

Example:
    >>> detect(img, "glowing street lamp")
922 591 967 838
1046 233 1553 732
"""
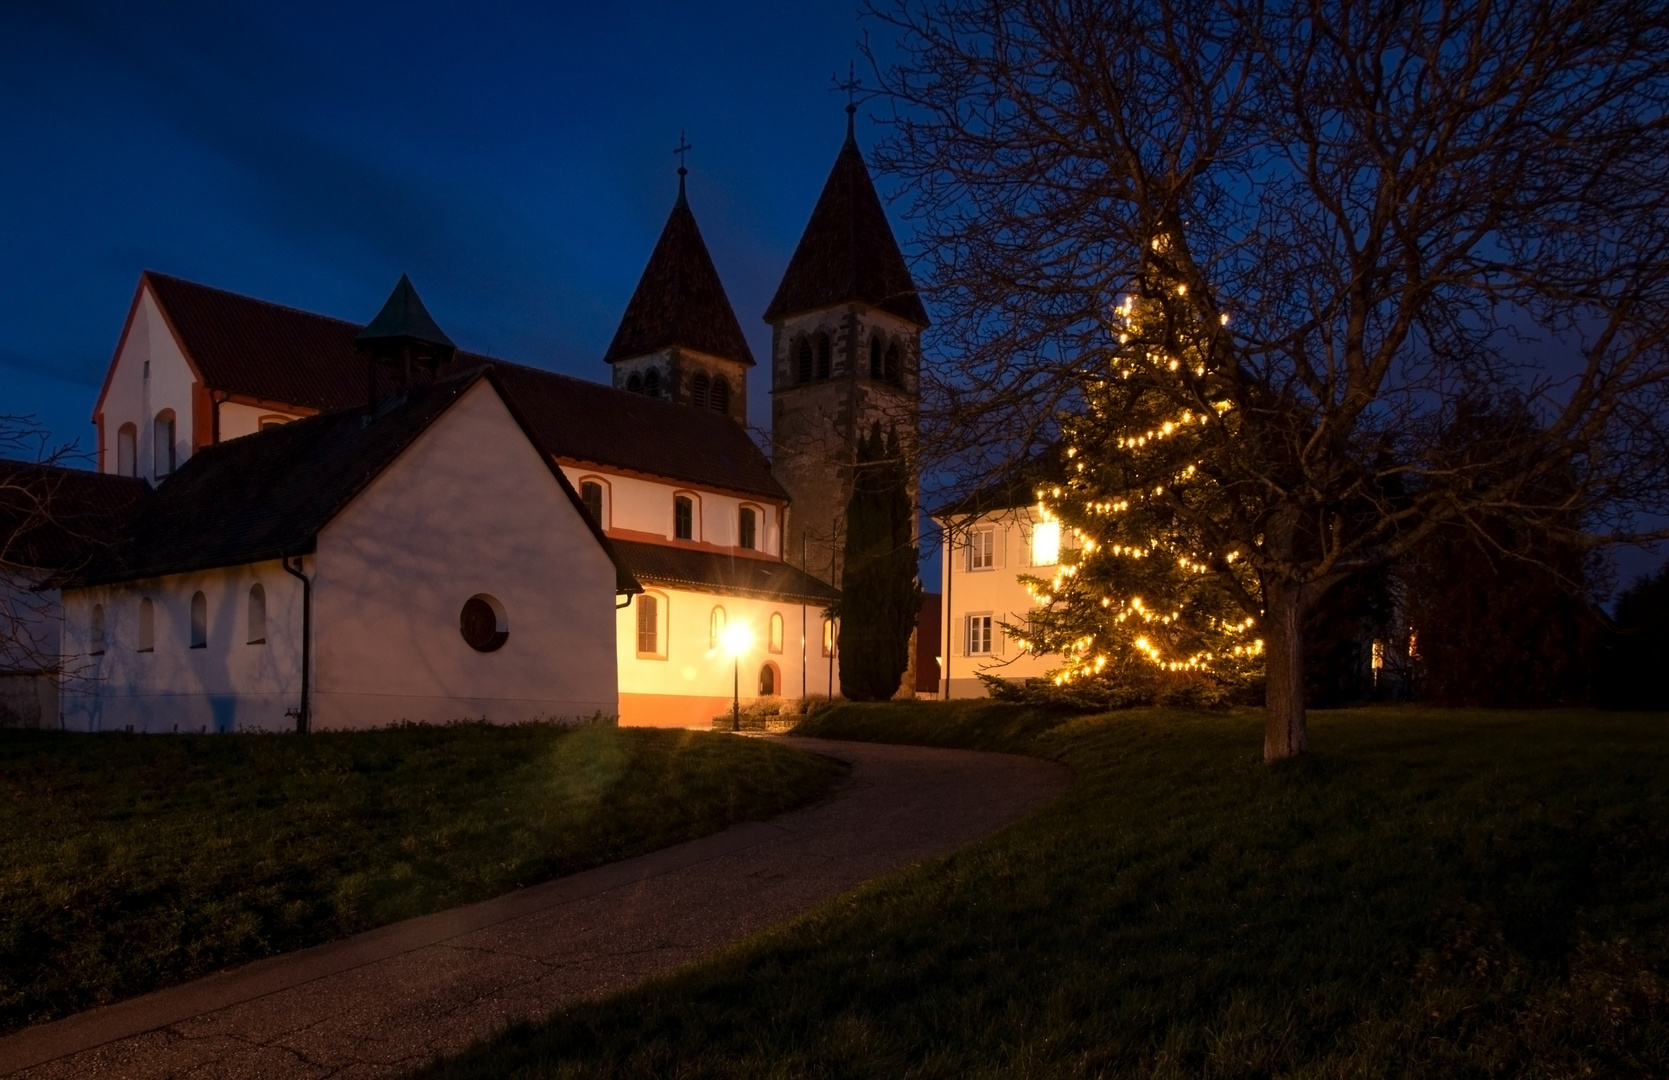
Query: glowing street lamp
721 622 753 732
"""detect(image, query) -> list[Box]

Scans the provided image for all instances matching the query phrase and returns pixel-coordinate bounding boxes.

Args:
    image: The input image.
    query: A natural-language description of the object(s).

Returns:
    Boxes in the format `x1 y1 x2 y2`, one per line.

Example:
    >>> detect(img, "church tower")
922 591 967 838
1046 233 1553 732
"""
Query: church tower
604 164 754 424
765 104 929 586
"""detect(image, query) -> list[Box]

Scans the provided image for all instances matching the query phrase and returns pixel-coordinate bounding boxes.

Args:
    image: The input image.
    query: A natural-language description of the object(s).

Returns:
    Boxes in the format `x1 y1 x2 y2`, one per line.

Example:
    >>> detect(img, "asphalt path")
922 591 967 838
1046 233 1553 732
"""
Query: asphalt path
0 736 1071 1079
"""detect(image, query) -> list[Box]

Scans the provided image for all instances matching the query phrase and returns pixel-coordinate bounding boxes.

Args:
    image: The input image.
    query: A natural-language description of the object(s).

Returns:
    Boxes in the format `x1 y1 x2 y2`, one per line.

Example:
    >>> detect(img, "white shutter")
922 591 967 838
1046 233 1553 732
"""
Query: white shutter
997 619 1007 654
1019 525 1032 567
994 527 1007 569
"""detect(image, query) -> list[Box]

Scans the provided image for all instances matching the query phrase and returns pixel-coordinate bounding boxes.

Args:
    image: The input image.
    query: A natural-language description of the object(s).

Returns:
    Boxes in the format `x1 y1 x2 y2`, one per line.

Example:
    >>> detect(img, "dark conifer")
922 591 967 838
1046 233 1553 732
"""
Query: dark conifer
838 423 921 700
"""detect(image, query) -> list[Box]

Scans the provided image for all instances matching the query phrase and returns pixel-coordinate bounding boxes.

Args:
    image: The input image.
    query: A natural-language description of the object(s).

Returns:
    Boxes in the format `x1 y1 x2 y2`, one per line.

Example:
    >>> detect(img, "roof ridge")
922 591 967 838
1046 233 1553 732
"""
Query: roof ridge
145 271 365 330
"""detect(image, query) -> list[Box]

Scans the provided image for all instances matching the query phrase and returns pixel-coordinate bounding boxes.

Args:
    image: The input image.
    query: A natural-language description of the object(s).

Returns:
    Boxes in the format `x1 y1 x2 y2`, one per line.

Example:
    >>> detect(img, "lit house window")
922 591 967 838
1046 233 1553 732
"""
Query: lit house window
969 527 997 570
738 506 757 550
153 409 177 477
637 594 664 657
709 606 727 650
967 614 993 655
822 617 837 658
90 604 106 656
769 612 784 653
247 584 266 644
189 591 208 649
137 596 154 653
1031 520 1061 566
674 496 694 540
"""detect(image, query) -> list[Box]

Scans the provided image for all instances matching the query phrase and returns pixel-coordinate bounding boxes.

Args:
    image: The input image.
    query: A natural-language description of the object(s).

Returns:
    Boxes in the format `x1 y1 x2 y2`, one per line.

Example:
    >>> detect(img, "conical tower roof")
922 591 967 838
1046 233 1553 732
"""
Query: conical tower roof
604 180 755 367
763 113 928 327
355 274 456 355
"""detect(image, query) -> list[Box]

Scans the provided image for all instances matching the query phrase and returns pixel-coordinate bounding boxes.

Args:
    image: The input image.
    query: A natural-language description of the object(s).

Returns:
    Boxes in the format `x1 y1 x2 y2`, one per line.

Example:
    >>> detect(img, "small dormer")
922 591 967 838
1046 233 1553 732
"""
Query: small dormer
603 167 753 425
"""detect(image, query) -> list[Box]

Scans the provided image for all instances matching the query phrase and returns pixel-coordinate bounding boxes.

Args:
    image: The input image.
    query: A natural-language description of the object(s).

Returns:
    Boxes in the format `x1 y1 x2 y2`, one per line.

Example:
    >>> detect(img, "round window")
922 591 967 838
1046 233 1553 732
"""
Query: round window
459 595 508 652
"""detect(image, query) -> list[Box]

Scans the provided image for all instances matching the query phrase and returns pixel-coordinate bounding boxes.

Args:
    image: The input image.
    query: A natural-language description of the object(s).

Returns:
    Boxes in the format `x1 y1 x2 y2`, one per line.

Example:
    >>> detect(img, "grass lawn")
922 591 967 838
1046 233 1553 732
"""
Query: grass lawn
417 703 1669 1079
0 723 842 1033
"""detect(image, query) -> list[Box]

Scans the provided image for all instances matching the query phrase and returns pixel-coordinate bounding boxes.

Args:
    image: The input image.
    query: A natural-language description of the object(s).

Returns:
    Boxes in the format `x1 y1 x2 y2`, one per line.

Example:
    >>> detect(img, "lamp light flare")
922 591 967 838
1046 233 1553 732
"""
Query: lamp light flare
720 622 753 657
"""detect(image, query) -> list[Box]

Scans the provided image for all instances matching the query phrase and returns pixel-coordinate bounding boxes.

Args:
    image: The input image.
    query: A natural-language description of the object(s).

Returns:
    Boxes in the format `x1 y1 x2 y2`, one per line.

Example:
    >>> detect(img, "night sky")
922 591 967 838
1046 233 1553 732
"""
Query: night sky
2 0 899 449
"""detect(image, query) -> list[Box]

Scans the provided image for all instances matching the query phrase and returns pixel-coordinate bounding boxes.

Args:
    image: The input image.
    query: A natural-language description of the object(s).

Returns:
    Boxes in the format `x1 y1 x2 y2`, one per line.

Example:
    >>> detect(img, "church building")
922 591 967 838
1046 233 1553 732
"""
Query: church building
14 110 929 731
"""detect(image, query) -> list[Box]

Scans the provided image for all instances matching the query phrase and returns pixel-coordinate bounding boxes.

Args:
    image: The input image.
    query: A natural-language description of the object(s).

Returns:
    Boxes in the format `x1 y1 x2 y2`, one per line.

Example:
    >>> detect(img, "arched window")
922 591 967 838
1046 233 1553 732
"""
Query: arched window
626 372 643 393
643 368 662 397
636 592 664 657
815 333 831 380
738 506 757 550
580 480 605 526
117 423 137 477
796 337 813 384
189 591 208 648
870 334 884 379
691 372 710 409
673 495 694 540
90 604 106 656
709 377 729 413
884 342 901 384
153 410 177 477
137 596 155 653
769 612 784 654
247 584 266 645
759 663 777 696
709 606 727 650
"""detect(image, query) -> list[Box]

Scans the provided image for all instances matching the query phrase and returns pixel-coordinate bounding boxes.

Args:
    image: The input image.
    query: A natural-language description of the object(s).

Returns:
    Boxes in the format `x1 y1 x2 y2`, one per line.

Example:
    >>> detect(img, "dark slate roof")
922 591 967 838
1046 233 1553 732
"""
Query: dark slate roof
602 186 756 367
131 274 785 500
355 274 456 352
76 369 640 595
0 461 148 573
763 124 929 327
611 540 838 605
931 446 1066 518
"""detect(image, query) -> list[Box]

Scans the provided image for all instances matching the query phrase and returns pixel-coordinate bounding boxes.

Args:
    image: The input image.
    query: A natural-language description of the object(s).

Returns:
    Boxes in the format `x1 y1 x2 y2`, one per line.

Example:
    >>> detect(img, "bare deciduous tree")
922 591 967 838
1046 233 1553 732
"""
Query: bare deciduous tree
867 0 1669 758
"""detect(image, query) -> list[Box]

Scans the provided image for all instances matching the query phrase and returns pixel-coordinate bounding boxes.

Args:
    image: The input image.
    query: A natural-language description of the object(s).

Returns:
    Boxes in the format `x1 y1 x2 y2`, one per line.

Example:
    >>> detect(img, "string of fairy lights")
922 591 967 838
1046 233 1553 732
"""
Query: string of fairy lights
1011 254 1264 686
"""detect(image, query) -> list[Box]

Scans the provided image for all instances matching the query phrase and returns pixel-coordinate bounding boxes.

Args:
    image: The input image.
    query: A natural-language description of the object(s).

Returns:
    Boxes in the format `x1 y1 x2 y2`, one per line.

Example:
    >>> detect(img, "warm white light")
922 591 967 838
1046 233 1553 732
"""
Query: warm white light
721 622 752 657
1033 520 1061 566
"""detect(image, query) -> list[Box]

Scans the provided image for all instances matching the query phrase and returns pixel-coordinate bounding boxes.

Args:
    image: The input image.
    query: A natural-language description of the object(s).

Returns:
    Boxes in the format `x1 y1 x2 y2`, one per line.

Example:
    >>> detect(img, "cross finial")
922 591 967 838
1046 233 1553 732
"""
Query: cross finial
835 62 862 144
672 130 692 202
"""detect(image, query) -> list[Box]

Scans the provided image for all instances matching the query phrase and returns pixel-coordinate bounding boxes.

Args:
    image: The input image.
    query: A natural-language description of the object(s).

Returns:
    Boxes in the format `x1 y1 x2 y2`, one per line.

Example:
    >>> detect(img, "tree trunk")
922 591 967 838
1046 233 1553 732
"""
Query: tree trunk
1263 579 1309 761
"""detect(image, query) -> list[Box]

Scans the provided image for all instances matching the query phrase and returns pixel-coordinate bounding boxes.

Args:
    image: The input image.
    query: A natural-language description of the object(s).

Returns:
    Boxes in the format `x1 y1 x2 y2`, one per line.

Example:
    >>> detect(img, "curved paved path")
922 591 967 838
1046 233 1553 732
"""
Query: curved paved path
0 737 1069 1080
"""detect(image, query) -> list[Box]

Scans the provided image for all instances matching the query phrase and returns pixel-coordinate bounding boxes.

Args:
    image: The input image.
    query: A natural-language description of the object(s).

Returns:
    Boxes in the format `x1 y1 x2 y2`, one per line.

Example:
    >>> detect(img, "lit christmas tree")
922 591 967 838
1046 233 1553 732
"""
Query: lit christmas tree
1012 235 1264 701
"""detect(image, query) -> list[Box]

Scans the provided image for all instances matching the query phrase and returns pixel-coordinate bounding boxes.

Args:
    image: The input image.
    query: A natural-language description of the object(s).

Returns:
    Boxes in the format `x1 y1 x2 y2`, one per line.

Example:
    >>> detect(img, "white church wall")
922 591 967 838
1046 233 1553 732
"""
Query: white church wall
557 465 782 556
97 285 197 482
937 508 1062 699
616 586 833 728
216 401 307 442
59 560 304 733
312 381 619 728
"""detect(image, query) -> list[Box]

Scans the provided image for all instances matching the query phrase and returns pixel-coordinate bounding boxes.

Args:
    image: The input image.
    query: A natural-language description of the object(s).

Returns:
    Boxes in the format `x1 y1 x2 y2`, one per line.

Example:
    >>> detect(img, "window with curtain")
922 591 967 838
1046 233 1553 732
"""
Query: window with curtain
636 594 660 656
967 614 993 655
189 591 208 649
247 584 266 644
969 527 997 570
822 617 836 657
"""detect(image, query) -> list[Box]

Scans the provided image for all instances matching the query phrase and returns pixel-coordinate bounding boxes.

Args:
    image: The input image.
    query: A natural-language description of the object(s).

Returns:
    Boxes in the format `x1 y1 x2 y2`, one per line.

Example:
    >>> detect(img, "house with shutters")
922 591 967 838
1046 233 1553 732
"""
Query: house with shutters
18 109 936 730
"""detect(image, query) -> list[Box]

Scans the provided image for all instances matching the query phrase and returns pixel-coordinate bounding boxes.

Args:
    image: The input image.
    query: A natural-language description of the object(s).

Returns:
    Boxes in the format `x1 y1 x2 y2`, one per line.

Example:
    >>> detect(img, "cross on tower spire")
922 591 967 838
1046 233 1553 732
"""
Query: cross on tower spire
673 130 693 202
836 62 861 144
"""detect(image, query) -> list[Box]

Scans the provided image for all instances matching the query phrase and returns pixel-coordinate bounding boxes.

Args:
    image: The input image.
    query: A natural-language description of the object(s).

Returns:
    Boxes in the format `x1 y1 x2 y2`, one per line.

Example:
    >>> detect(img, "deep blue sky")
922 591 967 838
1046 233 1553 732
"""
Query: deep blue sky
1 0 899 447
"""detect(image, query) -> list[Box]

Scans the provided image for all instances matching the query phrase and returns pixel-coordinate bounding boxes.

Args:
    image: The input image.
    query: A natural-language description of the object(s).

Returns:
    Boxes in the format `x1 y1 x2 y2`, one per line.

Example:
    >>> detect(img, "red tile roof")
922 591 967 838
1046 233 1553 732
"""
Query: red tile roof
137 274 786 500
602 186 756 367
0 461 148 573
763 133 929 327
611 539 838 604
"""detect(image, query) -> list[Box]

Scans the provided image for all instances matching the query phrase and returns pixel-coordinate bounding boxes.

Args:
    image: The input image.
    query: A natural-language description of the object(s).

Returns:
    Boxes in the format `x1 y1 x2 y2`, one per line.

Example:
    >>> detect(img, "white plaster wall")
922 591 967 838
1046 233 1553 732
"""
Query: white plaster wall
616 586 830 705
558 466 781 555
59 561 304 733
937 508 1064 698
217 402 306 442
313 381 619 728
98 286 197 482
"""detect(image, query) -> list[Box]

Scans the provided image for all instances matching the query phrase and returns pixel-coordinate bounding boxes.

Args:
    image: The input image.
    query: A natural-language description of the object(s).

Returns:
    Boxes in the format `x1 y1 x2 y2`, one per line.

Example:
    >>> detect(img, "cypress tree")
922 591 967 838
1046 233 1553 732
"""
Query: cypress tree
838 423 921 700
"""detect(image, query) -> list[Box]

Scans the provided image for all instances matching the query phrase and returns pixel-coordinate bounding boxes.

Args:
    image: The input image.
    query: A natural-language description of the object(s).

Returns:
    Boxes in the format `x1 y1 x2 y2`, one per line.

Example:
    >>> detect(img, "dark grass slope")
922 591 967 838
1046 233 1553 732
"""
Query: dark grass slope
0 724 841 1033
417 704 1669 1079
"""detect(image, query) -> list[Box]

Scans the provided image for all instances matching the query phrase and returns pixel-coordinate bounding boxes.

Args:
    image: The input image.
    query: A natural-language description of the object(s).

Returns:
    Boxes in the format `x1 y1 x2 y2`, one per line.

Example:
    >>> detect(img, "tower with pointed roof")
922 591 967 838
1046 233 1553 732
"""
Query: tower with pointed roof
765 104 928 587
603 161 754 425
